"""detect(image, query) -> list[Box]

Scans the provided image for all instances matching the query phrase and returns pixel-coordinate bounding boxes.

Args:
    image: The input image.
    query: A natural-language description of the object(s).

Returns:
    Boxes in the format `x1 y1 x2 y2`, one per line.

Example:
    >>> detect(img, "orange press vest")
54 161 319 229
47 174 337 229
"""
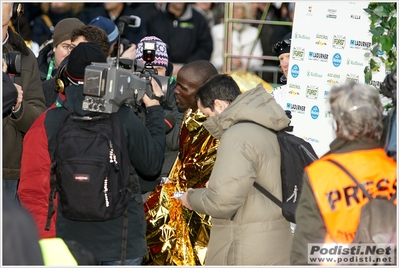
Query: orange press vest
306 148 396 245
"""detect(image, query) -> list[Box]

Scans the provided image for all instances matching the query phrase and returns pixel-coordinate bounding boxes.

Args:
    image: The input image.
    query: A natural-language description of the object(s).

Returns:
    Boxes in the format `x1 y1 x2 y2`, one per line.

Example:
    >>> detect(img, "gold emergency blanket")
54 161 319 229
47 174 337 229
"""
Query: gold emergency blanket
229 71 274 94
144 109 219 265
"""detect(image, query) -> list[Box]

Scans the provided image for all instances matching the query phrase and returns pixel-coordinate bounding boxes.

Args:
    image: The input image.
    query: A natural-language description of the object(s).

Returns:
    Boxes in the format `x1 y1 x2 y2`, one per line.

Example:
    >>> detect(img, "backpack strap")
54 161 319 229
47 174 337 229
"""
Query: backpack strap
45 109 74 231
326 159 372 199
234 120 284 208
253 181 283 208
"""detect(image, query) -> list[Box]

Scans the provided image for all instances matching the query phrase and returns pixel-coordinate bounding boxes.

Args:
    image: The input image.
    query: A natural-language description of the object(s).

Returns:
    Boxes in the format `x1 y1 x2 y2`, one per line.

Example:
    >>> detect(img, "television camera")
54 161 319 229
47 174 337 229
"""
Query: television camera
82 15 169 114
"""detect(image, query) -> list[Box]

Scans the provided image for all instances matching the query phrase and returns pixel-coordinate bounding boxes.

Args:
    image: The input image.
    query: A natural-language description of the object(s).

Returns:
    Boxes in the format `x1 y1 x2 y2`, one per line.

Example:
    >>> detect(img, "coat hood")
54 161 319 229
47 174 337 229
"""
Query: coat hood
203 84 290 139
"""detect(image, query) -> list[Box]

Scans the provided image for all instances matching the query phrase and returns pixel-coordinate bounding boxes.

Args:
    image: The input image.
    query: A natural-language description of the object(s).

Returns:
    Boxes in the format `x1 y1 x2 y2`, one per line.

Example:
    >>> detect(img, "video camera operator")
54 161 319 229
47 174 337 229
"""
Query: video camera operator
380 71 397 161
134 36 184 201
18 42 166 264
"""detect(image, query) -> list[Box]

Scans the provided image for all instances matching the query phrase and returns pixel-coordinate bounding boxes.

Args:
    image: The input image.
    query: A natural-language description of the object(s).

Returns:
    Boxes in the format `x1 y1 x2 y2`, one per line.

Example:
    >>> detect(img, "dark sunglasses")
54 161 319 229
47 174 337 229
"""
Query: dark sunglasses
272 39 291 53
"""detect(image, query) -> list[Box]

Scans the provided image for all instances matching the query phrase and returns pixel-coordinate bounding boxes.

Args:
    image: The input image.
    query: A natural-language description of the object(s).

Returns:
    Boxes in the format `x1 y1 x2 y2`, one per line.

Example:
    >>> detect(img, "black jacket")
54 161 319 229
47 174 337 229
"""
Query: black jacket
147 3 213 64
78 4 148 46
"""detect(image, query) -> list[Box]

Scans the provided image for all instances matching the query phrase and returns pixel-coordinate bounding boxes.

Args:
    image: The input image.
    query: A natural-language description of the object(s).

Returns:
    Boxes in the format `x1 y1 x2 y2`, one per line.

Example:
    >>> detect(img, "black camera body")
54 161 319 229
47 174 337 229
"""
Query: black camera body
83 58 169 114
3 51 22 75
82 16 170 114
83 58 150 114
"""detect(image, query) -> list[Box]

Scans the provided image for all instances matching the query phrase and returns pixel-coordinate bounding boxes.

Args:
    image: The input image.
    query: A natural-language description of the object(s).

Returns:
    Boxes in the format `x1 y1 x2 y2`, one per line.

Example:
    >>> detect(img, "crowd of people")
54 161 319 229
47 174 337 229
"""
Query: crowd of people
2 1 396 266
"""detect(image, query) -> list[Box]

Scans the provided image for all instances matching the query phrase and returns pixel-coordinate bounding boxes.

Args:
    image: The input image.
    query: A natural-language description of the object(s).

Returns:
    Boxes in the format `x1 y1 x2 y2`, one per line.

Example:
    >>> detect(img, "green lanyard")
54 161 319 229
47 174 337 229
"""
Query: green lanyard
46 57 55 80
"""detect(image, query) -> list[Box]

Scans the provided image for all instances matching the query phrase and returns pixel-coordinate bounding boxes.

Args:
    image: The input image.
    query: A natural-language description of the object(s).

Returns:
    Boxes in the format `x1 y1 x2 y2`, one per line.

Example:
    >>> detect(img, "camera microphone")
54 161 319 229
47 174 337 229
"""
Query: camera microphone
164 114 176 133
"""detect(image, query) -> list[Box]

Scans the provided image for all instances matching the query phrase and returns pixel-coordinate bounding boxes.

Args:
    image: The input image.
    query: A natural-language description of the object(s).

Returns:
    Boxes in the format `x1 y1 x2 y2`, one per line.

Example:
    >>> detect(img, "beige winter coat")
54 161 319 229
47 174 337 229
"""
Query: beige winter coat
187 84 293 265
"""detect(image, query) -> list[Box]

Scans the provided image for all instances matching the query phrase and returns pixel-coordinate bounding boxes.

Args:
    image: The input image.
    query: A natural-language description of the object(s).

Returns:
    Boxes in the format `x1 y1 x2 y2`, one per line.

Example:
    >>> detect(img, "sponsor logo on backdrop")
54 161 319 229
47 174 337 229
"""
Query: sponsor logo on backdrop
326 8 337 19
289 90 300 95
346 58 364 66
308 52 329 62
332 35 346 49
303 136 320 143
316 33 328 40
310 106 320 119
332 53 342 67
306 85 319 100
324 91 330 99
286 103 306 114
288 84 301 90
327 78 339 84
306 6 313 16
291 64 300 78
346 73 360 83
288 83 301 93
350 14 361 19
324 110 332 118
293 47 305 61
315 40 327 46
349 39 372 49
294 32 311 40
327 73 340 79
307 70 323 78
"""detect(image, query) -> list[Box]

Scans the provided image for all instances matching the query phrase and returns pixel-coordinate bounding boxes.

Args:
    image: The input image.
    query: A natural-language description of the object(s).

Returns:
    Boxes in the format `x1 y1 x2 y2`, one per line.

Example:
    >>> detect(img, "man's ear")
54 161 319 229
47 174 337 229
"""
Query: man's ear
214 99 229 114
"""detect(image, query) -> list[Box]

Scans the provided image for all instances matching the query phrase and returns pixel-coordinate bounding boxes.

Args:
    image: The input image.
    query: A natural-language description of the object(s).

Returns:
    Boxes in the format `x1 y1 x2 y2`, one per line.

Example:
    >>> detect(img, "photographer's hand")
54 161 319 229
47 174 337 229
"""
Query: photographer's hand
120 43 137 60
13 83 23 111
142 77 165 107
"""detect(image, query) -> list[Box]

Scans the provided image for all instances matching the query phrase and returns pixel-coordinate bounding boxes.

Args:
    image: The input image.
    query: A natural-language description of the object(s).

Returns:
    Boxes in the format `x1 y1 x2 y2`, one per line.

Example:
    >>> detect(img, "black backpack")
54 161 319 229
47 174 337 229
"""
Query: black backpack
238 121 318 223
45 110 131 230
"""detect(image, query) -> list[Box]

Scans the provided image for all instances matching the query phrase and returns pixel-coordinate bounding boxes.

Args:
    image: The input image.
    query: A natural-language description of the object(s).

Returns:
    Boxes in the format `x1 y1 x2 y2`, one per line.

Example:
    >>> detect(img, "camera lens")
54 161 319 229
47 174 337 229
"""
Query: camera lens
3 51 22 75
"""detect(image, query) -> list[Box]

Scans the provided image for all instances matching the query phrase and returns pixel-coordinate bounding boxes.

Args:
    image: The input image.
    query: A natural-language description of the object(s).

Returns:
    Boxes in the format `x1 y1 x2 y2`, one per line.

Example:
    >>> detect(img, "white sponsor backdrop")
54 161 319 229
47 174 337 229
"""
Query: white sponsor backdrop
283 1 387 157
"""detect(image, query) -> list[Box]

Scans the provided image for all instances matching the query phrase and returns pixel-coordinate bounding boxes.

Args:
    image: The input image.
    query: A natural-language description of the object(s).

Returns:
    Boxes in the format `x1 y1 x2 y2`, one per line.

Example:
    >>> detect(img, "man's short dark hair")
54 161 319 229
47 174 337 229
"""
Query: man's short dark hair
71 25 109 56
180 60 218 86
195 74 241 111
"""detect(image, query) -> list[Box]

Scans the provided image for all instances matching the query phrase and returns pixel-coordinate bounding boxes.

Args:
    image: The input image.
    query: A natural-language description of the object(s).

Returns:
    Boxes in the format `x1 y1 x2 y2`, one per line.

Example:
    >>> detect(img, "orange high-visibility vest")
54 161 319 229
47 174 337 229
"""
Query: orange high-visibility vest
306 148 396 245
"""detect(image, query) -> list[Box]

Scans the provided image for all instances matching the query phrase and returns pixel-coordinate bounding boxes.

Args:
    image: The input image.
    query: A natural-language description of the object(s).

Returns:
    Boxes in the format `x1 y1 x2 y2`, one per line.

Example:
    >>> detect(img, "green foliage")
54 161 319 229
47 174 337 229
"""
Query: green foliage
363 2 397 84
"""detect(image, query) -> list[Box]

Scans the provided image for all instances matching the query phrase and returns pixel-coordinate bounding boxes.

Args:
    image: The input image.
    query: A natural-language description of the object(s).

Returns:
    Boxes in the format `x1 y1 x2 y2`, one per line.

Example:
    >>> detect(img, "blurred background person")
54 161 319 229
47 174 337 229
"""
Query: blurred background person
270 32 291 108
210 2 263 72
31 3 84 47
146 3 213 77
250 3 292 84
192 2 224 28
78 2 147 49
